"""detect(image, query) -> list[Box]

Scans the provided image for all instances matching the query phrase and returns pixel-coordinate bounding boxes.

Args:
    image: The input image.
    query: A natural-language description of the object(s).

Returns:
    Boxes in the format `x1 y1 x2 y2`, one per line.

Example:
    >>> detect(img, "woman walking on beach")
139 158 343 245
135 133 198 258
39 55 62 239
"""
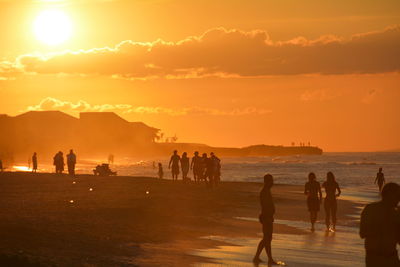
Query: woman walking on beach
304 172 322 232
180 152 190 182
322 172 341 231
253 174 278 265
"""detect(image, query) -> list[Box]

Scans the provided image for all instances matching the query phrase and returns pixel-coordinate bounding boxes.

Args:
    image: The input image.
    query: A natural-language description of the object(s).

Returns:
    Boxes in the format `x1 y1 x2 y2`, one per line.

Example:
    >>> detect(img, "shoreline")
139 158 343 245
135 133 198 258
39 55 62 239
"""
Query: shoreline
0 171 362 266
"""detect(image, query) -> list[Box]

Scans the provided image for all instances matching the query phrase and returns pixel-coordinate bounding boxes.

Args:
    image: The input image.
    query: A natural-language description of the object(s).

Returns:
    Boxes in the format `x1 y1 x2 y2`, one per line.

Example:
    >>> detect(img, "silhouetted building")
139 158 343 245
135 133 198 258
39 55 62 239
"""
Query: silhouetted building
0 111 159 159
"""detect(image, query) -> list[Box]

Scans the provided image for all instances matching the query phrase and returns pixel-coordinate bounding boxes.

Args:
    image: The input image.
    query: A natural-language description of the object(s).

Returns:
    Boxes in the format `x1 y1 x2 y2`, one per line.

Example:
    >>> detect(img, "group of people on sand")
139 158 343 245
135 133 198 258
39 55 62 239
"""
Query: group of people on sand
53 150 77 175
0 150 76 175
163 150 221 187
253 169 400 267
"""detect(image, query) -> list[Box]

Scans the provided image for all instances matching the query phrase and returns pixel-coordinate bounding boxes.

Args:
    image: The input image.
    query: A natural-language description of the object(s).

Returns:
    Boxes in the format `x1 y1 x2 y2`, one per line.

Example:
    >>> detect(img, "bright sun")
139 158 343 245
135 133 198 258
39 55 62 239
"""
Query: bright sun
34 9 72 46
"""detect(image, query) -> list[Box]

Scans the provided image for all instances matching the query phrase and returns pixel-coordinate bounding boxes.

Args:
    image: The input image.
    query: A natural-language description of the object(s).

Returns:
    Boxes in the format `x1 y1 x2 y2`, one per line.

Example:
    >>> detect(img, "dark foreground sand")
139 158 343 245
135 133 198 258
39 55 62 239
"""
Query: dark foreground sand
0 172 359 266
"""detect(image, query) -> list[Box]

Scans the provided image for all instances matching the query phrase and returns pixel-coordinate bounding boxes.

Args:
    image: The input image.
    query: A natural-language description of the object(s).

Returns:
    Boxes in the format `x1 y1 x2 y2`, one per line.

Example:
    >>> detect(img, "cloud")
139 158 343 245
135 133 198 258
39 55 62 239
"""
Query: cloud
26 97 272 116
3 25 400 80
0 61 22 80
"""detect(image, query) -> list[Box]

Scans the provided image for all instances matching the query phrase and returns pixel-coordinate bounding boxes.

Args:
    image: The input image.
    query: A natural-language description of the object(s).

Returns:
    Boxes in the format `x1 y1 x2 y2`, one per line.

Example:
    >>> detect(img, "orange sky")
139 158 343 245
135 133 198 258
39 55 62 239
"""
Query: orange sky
1 0 400 152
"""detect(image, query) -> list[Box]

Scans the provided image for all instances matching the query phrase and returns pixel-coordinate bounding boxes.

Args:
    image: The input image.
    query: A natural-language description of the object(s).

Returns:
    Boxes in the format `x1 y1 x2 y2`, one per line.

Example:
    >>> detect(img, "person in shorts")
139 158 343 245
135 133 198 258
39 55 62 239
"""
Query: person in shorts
253 174 278 265
304 172 322 231
168 150 180 180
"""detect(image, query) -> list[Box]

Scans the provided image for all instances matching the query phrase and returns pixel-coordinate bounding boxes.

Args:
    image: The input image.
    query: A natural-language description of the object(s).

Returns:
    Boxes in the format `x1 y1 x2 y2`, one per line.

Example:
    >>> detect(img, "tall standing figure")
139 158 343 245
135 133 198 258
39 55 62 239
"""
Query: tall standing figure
32 152 38 173
180 152 190 182
375 167 385 193
53 152 58 173
205 153 214 187
210 152 221 187
253 174 278 265
190 151 201 183
199 153 208 183
304 172 322 232
67 149 77 176
168 150 180 181
360 183 400 267
322 172 341 231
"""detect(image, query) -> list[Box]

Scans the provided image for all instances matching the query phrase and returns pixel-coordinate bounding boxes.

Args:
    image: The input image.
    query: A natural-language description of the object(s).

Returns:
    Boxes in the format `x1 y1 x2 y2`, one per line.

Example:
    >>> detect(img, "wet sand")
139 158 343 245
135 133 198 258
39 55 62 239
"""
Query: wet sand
193 220 366 267
0 172 360 266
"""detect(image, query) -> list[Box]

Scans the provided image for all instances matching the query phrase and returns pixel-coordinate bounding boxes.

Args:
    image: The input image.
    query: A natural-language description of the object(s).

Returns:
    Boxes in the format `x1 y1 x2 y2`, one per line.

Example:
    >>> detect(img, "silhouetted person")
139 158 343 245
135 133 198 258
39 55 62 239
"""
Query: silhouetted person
304 172 322 232
53 152 58 173
168 150 180 180
375 167 385 193
210 152 221 187
181 152 190 182
322 172 341 231
360 182 400 267
253 174 278 265
67 149 76 176
190 151 202 183
199 153 208 183
205 153 214 187
158 163 164 179
53 151 64 174
32 152 38 173
0 159 3 172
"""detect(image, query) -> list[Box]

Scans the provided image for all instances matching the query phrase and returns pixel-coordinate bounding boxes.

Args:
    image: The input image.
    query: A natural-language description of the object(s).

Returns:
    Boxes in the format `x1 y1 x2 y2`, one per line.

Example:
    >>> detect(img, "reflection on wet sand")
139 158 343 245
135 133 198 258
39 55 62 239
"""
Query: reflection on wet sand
192 219 364 267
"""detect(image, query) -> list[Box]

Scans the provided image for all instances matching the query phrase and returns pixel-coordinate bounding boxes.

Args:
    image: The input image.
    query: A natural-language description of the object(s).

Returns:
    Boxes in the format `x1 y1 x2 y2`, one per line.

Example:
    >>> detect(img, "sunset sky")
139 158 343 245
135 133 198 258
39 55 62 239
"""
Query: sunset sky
1 0 399 152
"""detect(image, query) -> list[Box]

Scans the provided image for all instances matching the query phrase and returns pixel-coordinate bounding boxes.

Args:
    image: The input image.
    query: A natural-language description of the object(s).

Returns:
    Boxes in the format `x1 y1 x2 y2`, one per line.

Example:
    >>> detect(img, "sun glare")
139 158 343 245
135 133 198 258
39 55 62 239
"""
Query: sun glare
34 9 72 46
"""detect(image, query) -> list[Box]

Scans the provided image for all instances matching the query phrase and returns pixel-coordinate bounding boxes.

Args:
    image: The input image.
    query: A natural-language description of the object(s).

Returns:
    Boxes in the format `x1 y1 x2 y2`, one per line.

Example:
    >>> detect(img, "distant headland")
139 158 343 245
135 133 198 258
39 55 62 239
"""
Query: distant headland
0 111 322 161
156 143 322 157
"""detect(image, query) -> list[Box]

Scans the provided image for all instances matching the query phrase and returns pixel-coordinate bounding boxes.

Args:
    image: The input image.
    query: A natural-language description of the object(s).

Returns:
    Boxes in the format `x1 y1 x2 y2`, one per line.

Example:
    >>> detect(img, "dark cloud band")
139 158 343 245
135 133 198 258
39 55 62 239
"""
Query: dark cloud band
2 25 400 80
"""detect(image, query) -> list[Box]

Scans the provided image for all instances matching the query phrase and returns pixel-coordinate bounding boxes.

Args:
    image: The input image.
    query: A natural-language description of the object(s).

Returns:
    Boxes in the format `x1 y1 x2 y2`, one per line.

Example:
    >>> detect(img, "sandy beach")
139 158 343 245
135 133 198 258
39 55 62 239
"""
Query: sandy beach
0 172 361 266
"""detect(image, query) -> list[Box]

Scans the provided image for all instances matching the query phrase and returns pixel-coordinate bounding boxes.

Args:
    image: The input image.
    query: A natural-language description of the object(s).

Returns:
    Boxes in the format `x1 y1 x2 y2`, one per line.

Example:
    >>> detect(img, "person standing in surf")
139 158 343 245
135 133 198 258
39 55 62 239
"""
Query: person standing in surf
322 172 341 231
253 174 279 265
168 150 180 181
375 168 385 193
180 152 190 182
360 182 400 267
304 172 322 232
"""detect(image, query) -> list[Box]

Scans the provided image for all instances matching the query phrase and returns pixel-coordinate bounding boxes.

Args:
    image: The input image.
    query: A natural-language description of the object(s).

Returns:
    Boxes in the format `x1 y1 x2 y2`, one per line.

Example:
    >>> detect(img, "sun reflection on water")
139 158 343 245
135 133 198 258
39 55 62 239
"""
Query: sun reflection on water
12 166 31 172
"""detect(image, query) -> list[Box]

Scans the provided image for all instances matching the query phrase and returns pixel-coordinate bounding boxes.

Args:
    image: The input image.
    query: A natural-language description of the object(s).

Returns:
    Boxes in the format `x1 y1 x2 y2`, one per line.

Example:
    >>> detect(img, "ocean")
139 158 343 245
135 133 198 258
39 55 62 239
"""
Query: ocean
14 152 400 190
